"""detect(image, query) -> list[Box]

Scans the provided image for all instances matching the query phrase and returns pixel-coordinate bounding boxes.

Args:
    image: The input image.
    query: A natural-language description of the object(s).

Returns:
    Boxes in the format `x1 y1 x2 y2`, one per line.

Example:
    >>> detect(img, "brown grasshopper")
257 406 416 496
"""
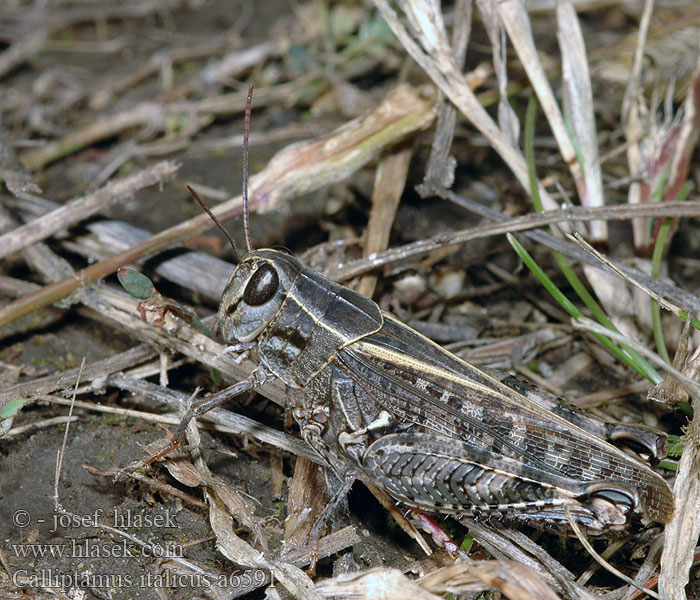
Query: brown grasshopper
149 84 673 559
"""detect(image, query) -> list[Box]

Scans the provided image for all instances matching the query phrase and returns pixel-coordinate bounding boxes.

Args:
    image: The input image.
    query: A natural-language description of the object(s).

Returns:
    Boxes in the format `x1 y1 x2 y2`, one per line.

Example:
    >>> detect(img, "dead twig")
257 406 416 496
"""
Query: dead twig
330 200 700 281
442 189 700 314
357 145 412 298
622 0 655 252
416 0 471 197
0 345 156 412
0 85 435 330
0 139 42 195
104 374 317 463
0 160 179 260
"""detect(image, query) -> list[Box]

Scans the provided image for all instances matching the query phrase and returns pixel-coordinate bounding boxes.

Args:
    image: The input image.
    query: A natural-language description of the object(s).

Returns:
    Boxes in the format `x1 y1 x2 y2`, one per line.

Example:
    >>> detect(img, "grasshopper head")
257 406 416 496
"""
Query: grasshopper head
218 248 302 344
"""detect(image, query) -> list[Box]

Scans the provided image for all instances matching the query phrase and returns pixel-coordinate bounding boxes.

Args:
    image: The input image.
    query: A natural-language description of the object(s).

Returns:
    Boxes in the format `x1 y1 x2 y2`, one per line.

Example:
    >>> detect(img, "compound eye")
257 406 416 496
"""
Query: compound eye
243 263 279 306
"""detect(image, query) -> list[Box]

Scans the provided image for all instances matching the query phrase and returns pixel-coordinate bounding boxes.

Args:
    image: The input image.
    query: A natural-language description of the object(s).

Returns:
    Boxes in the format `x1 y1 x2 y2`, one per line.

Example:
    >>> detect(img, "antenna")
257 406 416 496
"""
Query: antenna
186 185 240 264
186 83 255 264
242 82 254 253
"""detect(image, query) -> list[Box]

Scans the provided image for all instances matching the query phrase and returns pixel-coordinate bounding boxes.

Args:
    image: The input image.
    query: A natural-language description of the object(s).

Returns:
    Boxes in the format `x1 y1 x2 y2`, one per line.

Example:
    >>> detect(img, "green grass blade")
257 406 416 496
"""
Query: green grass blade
521 97 661 383
525 95 543 214
508 234 662 383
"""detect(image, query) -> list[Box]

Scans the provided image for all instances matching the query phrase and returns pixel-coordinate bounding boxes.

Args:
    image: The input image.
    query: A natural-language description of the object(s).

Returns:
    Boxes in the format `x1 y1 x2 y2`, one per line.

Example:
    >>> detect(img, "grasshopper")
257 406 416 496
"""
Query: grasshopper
150 85 673 557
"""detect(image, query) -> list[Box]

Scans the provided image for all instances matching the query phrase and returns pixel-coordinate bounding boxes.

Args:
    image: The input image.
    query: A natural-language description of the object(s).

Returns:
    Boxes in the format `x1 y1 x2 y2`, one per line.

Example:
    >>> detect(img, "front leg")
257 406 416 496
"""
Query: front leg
221 341 257 364
146 367 273 465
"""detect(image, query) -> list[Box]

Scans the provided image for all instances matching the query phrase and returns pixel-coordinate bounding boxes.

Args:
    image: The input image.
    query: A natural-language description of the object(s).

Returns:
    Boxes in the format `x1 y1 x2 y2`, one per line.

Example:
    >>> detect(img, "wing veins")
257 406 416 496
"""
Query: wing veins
340 345 563 477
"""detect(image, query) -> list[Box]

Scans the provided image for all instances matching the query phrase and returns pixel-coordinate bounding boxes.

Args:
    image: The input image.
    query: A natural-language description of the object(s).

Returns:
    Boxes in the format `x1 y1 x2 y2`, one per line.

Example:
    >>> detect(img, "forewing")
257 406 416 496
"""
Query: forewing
338 314 673 524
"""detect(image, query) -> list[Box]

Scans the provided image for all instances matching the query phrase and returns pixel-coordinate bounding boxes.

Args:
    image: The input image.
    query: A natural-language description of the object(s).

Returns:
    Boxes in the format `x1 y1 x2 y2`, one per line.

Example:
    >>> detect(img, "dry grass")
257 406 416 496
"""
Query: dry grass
1 1 700 599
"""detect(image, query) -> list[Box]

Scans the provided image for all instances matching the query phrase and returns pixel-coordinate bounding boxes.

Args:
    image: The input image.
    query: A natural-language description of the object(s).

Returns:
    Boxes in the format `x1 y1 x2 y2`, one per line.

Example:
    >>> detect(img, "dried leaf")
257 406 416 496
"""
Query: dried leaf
316 568 442 600
557 0 606 241
496 0 577 217
250 85 435 212
476 0 520 146
372 0 558 208
208 490 269 570
421 561 562 600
